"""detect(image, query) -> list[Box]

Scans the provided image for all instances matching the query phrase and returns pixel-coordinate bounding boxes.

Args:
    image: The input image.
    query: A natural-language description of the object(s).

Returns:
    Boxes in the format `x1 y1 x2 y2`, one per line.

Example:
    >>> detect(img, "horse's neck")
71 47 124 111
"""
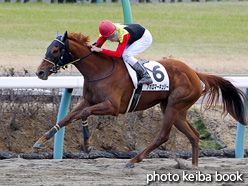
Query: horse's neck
69 40 112 80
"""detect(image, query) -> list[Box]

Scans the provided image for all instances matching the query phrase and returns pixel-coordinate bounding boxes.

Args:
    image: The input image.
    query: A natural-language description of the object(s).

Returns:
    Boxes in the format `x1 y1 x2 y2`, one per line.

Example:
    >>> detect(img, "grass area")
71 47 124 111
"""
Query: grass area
0 2 247 57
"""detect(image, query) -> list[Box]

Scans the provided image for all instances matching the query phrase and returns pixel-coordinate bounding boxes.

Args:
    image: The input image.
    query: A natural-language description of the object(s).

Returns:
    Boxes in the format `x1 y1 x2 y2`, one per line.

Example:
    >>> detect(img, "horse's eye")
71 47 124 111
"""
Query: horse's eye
53 50 58 54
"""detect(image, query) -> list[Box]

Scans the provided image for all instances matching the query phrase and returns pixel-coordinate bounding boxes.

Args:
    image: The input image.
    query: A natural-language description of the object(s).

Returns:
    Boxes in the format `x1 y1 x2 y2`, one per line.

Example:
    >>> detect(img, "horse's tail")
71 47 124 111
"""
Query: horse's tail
196 72 248 126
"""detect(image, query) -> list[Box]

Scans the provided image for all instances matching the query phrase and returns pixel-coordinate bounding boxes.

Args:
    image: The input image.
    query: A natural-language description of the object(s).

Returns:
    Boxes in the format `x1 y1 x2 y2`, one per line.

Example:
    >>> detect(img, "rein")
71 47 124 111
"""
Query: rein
44 37 116 82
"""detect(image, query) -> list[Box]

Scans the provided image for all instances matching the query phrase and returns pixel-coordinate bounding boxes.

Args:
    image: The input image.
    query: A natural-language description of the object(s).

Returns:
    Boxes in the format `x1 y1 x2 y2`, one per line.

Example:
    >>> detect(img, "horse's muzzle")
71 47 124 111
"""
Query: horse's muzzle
36 70 49 80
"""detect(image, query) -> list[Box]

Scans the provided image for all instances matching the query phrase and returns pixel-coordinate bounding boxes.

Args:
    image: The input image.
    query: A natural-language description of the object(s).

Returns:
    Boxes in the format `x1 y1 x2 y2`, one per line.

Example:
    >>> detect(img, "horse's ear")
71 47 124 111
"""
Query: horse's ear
61 31 68 42
56 31 60 38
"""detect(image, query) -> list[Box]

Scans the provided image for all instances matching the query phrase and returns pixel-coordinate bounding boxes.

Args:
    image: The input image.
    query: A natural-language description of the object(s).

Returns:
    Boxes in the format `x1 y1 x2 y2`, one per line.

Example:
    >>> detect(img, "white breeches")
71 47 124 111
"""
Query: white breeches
122 29 152 66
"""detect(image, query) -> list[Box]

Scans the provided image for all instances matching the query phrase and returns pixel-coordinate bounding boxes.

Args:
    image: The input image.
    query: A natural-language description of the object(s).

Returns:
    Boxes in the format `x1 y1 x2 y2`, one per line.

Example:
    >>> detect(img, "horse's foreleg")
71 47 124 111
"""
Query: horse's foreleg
125 107 179 168
33 100 89 149
79 99 118 152
33 124 63 149
82 120 92 153
80 99 118 120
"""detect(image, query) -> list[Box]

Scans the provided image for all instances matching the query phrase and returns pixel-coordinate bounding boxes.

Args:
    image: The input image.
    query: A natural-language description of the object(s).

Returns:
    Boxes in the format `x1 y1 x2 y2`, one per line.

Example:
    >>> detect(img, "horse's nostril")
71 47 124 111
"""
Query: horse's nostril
37 70 45 76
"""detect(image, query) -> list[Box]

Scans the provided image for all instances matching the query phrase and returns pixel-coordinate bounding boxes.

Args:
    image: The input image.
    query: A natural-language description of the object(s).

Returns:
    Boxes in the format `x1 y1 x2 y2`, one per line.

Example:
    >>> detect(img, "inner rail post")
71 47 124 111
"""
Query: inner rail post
235 88 248 158
53 88 73 159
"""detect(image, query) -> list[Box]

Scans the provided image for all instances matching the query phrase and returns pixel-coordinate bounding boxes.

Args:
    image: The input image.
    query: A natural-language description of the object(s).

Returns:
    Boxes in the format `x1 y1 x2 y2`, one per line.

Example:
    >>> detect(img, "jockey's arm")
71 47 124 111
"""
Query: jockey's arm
96 37 106 47
101 34 130 58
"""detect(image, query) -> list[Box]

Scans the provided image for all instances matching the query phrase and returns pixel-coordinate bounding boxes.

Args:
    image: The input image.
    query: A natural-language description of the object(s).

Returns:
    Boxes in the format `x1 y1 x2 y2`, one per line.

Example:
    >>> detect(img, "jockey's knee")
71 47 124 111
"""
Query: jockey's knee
122 55 137 66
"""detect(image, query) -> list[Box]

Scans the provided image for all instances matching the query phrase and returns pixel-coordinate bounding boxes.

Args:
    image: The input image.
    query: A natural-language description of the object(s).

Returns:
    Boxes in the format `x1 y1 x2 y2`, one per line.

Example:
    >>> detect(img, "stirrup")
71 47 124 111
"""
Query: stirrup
138 77 153 85
132 61 153 85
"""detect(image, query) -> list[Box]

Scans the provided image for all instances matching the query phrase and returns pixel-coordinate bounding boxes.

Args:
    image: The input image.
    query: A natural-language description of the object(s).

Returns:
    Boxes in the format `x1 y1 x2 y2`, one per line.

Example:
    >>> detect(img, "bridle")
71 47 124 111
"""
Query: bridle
43 36 94 73
43 36 116 82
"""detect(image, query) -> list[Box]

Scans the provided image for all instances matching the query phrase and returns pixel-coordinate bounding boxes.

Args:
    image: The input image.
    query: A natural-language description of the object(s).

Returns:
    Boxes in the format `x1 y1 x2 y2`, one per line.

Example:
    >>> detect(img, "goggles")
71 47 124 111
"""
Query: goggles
104 30 118 40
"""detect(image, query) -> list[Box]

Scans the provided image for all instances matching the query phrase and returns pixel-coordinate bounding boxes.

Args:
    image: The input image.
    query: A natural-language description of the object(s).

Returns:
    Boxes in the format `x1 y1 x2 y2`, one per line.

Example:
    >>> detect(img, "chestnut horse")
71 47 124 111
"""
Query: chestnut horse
34 31 247 168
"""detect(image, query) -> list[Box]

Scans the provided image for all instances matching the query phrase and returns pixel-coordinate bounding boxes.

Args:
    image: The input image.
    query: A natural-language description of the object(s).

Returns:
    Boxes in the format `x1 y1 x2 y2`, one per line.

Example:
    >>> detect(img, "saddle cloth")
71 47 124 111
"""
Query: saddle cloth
124 60 170 91
124 60 170 113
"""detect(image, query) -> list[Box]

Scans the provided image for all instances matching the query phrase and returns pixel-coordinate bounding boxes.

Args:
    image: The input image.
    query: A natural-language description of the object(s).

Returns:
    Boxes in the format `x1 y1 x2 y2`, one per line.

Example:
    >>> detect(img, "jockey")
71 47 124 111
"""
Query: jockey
90 20 153 85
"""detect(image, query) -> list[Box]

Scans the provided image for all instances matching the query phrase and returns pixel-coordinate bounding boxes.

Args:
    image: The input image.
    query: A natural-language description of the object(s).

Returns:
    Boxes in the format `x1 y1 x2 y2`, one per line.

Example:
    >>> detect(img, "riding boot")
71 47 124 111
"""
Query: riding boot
132 62 153 85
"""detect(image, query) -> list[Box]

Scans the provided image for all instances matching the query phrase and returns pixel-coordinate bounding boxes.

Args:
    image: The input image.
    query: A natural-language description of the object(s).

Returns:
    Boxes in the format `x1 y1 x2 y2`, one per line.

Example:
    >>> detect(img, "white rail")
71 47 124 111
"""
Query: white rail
0 76 84 89
223 76 248 89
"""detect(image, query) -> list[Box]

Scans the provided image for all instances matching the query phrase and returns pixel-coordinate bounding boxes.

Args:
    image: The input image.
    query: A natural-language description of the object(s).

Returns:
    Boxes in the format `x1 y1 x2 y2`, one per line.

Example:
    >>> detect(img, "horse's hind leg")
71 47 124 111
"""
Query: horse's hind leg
174 111 200 167
125 105 179 168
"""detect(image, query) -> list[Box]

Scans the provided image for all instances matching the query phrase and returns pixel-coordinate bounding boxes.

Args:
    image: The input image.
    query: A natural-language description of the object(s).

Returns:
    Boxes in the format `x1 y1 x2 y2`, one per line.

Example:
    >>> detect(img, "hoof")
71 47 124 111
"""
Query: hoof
33 142 45 149
124 162 134 168
84 146 93 154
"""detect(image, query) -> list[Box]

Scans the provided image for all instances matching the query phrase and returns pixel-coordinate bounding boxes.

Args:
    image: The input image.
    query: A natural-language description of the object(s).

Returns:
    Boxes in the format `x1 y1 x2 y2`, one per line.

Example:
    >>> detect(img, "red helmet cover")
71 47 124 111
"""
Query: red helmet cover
99 20 116 38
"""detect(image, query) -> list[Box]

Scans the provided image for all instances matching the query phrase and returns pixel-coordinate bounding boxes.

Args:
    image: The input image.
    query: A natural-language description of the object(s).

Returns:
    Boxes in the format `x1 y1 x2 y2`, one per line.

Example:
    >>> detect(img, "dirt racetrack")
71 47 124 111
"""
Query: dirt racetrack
0 157 248 186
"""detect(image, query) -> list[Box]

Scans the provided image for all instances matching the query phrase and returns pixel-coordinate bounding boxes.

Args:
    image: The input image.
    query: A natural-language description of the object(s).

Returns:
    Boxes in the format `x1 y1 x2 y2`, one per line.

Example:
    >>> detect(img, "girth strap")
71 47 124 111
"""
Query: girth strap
126 73 143 113
127 84 143 113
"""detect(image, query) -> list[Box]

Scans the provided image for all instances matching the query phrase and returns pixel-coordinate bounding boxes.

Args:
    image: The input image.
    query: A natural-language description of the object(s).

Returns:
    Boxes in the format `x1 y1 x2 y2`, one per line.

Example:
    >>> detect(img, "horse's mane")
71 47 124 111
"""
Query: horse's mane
68 31 90 45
